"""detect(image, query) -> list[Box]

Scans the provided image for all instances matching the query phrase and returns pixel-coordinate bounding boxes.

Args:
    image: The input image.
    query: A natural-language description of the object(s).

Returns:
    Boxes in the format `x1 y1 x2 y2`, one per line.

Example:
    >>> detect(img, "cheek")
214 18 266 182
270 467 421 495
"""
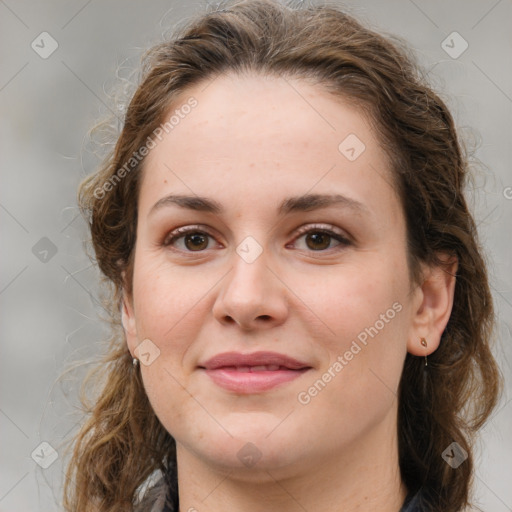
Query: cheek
294 259 404 342
297 258 408 400
132 259 216 341
131 265 215 436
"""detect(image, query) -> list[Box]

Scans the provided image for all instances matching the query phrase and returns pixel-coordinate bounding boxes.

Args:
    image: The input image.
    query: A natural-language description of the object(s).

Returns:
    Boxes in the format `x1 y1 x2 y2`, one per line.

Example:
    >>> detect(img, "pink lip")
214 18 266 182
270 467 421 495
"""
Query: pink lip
199 351 310 370
198 351 312 394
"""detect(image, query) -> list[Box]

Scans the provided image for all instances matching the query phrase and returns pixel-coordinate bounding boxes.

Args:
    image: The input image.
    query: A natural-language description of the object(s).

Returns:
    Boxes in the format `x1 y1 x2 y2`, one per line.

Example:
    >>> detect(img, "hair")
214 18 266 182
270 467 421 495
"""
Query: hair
62 1 503 511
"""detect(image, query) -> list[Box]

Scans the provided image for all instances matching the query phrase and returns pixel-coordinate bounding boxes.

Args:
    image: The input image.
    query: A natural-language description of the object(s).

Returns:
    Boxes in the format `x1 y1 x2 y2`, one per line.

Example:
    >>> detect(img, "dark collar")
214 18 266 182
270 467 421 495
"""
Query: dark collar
399 487 427 512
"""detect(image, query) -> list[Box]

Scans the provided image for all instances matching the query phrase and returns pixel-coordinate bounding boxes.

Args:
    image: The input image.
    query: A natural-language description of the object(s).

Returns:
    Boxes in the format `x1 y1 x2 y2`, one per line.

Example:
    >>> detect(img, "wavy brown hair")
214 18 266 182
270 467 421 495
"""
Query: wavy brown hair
62 1 503 511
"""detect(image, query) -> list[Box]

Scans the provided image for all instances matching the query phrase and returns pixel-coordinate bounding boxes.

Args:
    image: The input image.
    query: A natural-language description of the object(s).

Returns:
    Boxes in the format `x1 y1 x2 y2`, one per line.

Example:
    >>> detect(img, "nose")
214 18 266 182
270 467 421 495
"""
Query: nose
212 247 289 331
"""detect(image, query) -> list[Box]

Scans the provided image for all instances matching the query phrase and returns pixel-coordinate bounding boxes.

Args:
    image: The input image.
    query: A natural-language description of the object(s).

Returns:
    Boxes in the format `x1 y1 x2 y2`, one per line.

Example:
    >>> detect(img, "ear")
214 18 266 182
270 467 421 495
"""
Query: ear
407 253 458 357
120 274 138 357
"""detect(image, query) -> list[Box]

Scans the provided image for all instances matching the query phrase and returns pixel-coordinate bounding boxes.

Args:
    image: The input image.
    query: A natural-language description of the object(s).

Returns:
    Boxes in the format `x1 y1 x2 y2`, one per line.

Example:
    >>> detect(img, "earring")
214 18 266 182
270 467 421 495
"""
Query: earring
420 338 428 366
133 357 139 369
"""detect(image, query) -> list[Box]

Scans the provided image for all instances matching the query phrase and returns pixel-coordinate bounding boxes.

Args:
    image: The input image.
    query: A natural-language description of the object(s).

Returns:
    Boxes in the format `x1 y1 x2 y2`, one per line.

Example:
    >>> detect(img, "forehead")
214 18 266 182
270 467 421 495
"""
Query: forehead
138 72 400 222
149 73 376 161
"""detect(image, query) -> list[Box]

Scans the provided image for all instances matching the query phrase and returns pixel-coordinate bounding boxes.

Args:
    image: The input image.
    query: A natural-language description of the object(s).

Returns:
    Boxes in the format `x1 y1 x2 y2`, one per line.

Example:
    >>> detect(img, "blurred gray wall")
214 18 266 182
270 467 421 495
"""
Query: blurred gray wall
1 0 511 510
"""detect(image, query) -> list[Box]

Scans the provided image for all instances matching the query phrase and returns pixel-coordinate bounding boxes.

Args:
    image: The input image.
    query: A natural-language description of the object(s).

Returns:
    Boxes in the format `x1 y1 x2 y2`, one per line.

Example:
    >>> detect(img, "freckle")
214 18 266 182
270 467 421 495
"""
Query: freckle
164 180 168 184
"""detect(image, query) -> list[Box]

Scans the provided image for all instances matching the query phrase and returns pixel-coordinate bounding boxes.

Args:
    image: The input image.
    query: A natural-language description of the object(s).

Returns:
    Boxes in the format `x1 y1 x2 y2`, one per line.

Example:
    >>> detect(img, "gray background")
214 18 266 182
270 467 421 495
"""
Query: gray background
1 0 511 510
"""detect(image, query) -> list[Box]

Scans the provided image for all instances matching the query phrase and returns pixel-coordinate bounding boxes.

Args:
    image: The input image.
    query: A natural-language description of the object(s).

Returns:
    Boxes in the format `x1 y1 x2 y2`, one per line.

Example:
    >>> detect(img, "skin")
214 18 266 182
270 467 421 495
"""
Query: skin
122 72 457 512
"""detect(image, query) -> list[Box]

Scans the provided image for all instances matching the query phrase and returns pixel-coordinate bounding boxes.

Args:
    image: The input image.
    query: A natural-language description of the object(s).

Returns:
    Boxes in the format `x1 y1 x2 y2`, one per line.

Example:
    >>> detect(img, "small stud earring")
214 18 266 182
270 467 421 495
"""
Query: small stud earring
133 357 139 369
420 338 428 366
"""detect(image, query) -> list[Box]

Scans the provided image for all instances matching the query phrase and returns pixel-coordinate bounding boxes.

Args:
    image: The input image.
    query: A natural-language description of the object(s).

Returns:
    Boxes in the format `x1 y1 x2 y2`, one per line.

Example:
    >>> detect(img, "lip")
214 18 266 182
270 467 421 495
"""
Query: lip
199 351 311 370
198 351 312 394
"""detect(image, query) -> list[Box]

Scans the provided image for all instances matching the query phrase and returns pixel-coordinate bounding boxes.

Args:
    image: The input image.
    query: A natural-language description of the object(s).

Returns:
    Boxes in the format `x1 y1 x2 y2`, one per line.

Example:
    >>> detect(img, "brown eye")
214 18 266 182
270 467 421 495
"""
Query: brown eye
163 227 215 252
305 232 332 251
183 232 209 251
290 225 351 253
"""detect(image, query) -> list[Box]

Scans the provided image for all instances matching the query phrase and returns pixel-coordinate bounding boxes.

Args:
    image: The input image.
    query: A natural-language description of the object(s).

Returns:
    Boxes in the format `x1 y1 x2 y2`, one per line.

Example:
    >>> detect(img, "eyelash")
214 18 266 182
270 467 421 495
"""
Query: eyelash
162 223 352 254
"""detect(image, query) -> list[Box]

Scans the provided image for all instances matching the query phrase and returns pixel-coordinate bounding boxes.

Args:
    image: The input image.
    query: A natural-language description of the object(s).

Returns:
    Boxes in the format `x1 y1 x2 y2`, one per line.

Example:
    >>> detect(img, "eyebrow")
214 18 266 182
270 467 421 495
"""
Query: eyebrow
148 193 370 217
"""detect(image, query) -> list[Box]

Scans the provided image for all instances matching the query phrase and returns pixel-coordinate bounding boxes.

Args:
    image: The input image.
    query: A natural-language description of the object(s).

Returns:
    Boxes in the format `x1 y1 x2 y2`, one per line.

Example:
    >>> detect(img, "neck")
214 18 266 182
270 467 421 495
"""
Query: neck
174 409 408 512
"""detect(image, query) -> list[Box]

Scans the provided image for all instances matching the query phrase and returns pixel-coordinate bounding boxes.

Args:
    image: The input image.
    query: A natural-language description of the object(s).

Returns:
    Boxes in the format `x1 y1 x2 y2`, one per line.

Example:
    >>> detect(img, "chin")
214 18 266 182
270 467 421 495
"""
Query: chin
202 445 306 481
183 421 309 474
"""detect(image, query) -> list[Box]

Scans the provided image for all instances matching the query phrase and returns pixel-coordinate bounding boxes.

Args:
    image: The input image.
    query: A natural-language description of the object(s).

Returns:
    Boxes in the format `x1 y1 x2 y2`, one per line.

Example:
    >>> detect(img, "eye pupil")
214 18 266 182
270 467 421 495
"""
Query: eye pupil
306 232 330 250
185 233 208 251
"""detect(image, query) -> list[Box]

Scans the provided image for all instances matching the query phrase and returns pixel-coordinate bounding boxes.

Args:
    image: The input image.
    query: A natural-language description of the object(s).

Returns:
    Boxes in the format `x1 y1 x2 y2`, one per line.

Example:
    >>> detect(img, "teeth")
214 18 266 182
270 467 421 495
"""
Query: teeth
250 365 269 371
228 364 284 371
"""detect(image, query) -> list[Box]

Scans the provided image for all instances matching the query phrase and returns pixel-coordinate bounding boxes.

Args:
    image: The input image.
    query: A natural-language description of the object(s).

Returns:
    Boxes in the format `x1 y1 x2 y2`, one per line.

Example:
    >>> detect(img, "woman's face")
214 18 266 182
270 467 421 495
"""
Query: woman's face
123 73 423 476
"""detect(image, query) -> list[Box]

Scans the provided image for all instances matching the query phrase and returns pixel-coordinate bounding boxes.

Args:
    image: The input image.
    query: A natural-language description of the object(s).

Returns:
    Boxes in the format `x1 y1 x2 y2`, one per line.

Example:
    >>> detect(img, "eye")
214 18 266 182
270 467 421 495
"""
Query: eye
289 224 351 252
162 223 351 254
163 225 218 252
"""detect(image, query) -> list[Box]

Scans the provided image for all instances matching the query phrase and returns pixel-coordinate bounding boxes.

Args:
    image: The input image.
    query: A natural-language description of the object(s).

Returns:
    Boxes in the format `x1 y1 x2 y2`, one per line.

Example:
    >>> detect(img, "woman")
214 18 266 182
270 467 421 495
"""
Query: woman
62 1 503 511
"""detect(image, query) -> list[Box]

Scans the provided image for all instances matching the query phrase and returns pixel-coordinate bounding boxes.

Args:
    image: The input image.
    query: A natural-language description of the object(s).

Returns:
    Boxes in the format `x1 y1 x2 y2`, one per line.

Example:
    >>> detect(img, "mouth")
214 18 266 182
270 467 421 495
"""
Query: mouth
197 351 312 393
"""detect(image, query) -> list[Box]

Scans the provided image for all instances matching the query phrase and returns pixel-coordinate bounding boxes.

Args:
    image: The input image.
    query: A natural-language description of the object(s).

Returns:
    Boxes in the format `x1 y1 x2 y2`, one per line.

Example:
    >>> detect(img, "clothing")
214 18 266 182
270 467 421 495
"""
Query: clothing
399 487 427 512
133 468 427 512
133 465 178 512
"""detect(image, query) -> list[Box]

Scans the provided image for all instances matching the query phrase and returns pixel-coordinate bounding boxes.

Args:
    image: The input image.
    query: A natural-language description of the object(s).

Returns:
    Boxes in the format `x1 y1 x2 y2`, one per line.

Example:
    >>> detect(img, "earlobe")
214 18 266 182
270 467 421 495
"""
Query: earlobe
407 255 458 357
